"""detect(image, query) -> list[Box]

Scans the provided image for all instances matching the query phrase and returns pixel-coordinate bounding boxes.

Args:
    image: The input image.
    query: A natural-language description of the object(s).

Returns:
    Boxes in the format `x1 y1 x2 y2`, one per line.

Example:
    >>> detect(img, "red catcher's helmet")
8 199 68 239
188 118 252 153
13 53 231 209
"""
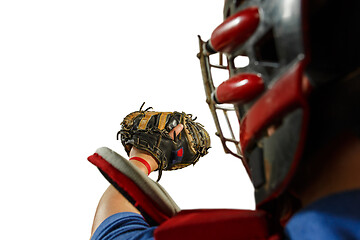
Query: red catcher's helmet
198 0 360 206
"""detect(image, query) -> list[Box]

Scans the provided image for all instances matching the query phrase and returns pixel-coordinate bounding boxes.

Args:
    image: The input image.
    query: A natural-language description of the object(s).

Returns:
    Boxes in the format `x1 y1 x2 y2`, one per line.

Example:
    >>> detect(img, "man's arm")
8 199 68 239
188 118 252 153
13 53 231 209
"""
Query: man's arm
91 185 140 235
90 124 184 236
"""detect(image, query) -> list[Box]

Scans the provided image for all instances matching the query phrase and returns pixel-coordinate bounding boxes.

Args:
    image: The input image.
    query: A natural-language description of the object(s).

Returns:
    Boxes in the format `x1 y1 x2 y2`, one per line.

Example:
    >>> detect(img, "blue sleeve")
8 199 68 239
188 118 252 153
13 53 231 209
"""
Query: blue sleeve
91 212 156 240
284 190 360 240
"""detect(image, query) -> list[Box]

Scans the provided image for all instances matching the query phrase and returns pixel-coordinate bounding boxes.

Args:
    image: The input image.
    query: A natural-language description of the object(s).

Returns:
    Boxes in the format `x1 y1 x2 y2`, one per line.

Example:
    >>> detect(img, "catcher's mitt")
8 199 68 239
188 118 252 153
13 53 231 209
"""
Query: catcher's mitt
117 104 210 181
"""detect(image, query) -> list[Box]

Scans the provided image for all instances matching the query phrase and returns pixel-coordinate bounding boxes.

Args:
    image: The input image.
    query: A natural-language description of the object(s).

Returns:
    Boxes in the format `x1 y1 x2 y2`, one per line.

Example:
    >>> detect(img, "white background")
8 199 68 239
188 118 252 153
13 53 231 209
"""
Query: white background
0 1 254 239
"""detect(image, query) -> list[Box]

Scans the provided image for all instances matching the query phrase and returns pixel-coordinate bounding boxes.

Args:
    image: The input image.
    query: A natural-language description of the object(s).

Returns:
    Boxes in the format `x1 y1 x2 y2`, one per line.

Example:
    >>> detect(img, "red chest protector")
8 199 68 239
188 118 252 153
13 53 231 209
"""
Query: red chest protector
154 209 281 240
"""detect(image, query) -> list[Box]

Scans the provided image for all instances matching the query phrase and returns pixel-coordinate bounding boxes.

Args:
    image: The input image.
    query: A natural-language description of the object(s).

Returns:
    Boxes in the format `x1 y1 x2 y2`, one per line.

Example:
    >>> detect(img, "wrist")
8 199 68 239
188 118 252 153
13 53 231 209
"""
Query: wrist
129 147 159 174
129 157 152 175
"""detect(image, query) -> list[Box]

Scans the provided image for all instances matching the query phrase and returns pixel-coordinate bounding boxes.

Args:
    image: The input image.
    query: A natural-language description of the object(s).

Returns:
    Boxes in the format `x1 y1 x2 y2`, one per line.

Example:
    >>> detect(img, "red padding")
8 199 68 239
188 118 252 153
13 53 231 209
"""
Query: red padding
154 209 279 240
210 7 260 53
240 61 307 152
216 73 264 104
88 153 169 224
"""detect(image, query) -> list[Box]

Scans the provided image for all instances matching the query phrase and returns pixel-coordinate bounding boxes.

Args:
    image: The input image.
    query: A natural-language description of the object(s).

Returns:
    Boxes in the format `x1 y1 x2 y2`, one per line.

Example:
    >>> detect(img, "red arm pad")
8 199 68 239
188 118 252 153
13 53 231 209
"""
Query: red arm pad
88 147 180 226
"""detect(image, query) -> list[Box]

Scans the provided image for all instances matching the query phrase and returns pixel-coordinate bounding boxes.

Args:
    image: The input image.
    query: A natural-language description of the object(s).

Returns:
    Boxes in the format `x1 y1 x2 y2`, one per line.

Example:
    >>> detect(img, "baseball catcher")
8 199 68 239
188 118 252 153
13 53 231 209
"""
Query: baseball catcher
89 0 360 239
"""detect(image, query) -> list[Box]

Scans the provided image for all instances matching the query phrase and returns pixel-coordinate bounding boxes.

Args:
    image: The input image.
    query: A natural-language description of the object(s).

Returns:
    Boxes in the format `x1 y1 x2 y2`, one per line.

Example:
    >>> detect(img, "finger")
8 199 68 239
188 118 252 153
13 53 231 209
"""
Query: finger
169 124 184 140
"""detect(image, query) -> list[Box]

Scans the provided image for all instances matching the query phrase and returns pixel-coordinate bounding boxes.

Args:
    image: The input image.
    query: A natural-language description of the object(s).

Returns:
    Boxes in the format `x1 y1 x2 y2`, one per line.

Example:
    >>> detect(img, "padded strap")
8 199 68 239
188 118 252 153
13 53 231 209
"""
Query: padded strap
154 209 282 240
88 147 180 226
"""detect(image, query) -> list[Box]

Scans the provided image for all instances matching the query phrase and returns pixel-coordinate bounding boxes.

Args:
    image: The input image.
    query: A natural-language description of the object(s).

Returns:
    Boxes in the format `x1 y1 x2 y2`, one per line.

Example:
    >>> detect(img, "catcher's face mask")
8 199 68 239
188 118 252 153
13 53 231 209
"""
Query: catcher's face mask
198 0 360 206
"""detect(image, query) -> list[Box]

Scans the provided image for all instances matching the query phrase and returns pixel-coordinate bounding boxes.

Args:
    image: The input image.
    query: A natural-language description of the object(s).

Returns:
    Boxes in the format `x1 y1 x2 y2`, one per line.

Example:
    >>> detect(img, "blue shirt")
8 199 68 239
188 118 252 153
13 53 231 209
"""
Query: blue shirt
285 190 360 239
91 212 155 240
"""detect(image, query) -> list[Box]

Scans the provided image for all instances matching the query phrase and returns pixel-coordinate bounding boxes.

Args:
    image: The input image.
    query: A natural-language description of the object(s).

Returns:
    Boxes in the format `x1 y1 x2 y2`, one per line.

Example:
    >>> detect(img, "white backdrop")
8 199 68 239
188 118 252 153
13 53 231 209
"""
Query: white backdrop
0 1 254 239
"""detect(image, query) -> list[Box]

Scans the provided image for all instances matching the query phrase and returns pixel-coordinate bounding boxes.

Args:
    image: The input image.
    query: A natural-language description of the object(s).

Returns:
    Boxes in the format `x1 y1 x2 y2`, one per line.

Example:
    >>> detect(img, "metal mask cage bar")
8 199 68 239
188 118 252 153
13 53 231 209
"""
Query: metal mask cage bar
197 35 243 160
